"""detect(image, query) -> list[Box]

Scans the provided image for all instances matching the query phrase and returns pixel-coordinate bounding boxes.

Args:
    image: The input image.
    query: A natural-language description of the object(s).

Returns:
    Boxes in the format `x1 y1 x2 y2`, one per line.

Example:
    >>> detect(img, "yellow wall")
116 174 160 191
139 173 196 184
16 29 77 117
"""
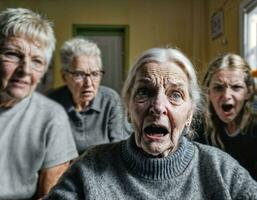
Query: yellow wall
0 0 243 87
207 0 242 63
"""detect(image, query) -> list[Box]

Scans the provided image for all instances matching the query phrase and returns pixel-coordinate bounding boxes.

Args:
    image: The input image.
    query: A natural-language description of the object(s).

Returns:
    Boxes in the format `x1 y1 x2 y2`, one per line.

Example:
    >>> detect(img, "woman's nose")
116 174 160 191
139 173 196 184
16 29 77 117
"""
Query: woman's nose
83 75 93 86
17 58 32 75
223 87 233 100
149 93 168 117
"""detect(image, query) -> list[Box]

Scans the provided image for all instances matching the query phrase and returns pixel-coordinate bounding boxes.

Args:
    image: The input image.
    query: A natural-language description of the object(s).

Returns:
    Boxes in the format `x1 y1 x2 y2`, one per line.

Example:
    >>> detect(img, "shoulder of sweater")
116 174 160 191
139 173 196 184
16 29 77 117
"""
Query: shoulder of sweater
192 141 243 169
193 141 233 159
192 141 254 180
192 142 256 187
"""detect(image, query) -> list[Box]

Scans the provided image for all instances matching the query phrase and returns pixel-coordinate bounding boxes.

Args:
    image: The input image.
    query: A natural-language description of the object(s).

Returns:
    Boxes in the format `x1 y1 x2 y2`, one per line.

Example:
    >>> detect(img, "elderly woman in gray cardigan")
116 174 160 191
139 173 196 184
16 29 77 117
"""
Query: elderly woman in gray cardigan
44 47 257 199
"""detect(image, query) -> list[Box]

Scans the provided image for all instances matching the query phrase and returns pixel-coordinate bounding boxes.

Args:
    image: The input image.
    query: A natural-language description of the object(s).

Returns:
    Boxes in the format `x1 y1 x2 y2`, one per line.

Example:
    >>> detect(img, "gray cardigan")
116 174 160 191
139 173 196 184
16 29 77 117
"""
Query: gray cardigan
44 135 257 200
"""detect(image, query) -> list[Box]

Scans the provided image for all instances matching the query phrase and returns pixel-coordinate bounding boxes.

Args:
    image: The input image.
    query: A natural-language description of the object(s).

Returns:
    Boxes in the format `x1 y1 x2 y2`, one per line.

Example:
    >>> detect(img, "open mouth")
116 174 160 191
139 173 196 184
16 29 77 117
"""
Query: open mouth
144 124 169 137
221 104 233 112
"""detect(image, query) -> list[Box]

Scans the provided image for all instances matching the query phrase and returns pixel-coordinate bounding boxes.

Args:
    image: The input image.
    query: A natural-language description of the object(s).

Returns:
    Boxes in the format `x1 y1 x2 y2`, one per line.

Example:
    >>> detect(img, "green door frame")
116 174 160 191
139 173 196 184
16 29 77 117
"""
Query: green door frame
72 24 129 80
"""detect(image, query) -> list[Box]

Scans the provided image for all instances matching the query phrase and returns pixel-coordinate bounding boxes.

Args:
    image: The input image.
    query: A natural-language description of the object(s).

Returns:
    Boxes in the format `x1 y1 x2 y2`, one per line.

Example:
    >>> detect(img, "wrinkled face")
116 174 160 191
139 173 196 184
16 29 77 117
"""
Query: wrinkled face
209 69 249 124
63 55 102 108
0 37 46 103
128 62 193 157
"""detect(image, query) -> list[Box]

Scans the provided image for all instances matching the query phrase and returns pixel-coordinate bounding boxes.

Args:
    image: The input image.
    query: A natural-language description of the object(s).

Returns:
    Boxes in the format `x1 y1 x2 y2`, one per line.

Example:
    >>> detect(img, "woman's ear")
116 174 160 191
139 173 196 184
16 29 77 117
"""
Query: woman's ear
186 105 194 126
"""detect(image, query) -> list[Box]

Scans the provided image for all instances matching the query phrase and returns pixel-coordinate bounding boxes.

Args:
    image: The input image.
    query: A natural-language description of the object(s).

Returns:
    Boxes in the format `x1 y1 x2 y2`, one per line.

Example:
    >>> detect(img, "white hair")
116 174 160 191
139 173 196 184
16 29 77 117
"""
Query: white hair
122 47 202 137
60 37 102 70
0 8 56 66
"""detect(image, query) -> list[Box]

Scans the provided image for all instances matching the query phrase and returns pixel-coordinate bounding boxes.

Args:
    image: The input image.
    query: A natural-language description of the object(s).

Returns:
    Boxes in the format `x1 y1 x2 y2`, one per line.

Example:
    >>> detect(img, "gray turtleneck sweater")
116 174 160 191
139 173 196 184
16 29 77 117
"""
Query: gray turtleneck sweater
44 135 257 200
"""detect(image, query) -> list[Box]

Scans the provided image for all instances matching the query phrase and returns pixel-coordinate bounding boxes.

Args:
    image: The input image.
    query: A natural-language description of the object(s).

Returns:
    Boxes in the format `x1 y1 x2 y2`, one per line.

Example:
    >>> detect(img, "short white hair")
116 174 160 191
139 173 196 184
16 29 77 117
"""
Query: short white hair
123 47 201 109
60 37 102 70
0 8 56 66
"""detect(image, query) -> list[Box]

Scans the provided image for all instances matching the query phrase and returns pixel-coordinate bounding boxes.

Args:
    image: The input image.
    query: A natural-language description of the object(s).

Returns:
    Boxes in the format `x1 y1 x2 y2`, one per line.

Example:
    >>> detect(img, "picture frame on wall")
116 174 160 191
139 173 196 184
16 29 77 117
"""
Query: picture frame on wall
211 10 224 39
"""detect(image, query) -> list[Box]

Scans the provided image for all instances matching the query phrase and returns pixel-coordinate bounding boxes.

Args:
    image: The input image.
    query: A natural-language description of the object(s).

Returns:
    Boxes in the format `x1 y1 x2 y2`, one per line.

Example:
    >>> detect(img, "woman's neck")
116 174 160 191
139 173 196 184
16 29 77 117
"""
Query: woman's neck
225 121 240 135
73 99 90 112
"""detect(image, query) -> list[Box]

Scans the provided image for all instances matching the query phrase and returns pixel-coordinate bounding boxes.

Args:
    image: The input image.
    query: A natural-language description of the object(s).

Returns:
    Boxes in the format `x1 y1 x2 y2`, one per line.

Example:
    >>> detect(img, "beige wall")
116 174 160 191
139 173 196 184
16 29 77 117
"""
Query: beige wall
0 0 242 87
207 0 242 64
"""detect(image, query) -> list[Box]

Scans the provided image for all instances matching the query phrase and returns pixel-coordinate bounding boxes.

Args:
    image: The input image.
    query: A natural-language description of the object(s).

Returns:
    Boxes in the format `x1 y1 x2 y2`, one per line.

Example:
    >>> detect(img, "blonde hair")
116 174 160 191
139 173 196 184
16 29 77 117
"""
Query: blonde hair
122 47 201 137
202 53 255 149
0 8 56 66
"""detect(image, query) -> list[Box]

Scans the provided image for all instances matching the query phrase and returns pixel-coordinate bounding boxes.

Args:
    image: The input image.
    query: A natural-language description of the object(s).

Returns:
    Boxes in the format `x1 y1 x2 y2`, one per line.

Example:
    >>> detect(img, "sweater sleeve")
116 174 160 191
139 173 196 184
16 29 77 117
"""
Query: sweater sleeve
229 165 257 199
196 142 257 199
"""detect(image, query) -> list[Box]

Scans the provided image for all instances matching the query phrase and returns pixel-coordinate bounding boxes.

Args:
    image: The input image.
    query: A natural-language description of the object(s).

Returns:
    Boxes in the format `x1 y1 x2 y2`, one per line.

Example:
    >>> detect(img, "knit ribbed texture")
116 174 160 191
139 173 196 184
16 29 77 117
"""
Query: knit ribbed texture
44 135 257 199
121 136 194 180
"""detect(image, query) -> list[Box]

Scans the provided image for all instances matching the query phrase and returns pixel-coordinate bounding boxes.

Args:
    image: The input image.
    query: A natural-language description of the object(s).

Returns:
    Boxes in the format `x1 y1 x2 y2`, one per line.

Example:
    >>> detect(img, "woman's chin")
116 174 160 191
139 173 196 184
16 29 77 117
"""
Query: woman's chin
142 143 171 157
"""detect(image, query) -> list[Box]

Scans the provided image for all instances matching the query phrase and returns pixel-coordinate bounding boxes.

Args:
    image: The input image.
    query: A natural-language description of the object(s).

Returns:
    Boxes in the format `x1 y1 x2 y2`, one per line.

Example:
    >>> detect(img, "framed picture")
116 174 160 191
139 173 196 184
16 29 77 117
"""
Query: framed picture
211 10 224 39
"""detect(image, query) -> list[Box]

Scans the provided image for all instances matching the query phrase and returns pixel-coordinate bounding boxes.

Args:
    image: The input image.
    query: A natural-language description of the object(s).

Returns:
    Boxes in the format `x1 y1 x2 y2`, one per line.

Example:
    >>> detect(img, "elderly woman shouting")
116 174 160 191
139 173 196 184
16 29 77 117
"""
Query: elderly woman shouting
45 48 257 199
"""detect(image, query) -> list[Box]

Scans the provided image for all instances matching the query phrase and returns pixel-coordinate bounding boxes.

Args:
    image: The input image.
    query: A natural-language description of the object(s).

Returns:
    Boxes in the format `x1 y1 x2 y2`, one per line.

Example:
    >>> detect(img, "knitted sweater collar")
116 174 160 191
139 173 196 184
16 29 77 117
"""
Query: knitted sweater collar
121 134 195 180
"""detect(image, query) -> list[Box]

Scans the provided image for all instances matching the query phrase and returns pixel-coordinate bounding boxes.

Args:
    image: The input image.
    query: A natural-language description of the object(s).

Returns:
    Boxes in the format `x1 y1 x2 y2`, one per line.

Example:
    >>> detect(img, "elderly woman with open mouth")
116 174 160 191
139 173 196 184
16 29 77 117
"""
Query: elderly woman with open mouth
195 53 257 181
44 48 257 200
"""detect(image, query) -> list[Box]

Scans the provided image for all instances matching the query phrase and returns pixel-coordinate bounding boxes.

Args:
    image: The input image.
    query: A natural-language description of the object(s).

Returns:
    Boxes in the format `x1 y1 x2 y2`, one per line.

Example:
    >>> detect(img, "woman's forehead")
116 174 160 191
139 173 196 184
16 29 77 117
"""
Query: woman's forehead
136 61 188 83
211 68 245 83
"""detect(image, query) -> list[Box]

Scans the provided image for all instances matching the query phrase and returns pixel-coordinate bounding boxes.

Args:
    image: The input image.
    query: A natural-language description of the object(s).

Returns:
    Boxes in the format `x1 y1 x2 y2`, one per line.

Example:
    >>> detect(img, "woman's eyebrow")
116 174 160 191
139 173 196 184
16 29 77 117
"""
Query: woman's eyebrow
136 78 153 84
211 81 224 85
166 80 187 88
230 81 245 85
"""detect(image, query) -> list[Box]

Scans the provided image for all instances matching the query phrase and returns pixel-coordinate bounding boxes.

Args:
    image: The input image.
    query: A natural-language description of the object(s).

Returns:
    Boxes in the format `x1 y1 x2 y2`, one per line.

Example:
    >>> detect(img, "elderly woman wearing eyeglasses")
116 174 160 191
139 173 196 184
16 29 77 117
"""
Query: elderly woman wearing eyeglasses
48 37 131 155
0 8 78 199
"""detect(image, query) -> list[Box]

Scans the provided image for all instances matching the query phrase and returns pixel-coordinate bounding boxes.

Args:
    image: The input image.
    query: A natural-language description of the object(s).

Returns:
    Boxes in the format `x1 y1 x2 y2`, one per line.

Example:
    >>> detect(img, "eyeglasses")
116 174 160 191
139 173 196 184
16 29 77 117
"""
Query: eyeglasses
65 69 104 82
0 49 46 72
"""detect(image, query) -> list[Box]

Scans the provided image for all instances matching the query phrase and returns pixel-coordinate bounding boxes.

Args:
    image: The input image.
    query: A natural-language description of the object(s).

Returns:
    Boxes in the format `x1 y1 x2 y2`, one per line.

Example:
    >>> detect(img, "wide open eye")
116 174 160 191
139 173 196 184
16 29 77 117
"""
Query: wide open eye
134 87 153 102
168 91 184 105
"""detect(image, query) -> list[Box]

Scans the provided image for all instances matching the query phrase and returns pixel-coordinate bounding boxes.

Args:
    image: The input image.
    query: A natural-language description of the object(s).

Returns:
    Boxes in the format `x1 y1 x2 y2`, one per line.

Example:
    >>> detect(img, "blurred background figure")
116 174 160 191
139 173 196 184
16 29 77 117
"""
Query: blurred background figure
48 37 131 155
0 8 78 199
44 48 257 200
195 53 257 180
